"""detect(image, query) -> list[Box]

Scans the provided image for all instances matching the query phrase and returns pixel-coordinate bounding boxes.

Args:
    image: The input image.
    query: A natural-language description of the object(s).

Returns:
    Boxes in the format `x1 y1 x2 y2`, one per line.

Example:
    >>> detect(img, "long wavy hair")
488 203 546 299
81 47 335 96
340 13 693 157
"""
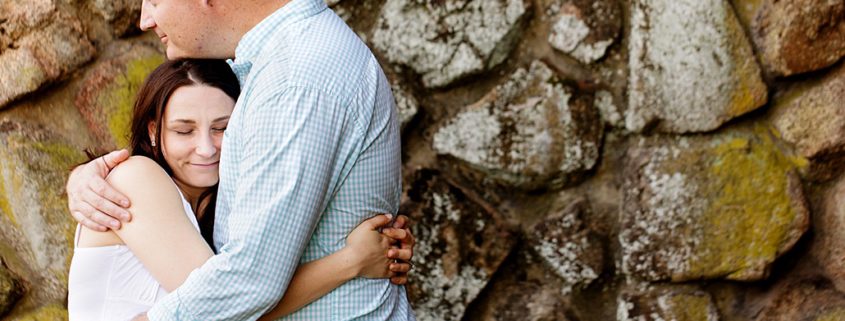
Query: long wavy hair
129 59 240 251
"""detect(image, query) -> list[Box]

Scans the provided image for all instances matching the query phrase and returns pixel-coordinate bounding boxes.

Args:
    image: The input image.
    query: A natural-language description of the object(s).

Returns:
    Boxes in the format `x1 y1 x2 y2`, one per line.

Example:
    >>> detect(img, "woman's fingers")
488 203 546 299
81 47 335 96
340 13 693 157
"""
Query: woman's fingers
387 248 413 261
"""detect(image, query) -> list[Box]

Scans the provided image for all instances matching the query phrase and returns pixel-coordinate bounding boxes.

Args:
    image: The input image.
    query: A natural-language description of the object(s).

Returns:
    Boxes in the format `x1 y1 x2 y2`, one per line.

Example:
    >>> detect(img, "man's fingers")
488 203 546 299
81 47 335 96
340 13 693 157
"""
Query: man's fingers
390 276 408 285
102 149 130 170
89 175 131 211
388 248 413 261
389 262 411 273
83 188 130 225
381 227 408 241
391 215 409 229
77 200 122 229
79 217 109 232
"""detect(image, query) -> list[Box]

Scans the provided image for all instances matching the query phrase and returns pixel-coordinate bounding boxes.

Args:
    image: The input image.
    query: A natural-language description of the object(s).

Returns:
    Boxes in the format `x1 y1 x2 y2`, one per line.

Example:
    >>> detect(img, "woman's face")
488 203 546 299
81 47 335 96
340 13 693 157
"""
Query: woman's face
153 84 235 192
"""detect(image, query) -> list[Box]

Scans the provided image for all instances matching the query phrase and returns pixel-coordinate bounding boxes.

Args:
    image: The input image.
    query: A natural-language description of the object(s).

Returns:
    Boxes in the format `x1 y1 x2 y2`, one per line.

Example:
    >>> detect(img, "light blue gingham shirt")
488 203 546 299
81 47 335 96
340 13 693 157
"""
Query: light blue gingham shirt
146 0 414 319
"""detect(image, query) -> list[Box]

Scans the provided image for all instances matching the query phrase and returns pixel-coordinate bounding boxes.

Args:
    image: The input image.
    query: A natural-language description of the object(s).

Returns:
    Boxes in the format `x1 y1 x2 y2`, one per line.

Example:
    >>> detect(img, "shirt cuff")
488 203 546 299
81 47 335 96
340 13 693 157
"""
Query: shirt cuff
147 289 194 321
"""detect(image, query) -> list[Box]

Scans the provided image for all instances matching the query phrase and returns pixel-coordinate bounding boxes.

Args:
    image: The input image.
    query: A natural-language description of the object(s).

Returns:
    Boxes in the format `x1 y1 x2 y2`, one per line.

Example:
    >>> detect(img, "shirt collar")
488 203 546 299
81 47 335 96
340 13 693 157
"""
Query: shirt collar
228 0 328 86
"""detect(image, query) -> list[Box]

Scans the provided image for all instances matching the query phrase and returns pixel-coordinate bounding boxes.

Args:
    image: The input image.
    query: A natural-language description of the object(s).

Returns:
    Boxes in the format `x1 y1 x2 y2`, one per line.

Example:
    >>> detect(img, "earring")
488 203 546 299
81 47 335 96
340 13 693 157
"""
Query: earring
151 141 156 147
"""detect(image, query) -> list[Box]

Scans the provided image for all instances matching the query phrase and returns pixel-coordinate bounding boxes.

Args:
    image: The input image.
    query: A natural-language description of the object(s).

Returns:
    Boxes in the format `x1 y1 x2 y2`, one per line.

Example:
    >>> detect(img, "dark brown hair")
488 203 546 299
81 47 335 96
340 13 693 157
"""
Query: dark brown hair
129 59 240 252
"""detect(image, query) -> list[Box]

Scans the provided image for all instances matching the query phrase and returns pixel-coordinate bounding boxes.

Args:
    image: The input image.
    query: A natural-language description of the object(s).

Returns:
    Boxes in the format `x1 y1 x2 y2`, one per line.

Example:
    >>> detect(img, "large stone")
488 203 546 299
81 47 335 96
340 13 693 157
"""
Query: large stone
387 73 419 130
749 0 845 77
0 119 86 307
626 0 767 133
619 127 809 282
813 175 845 294
401 170 516 321
754 280 845 321
546 0 621 64
0 0 55 49
432 60 602 190
0 263 22 317
527 195 603 294
89 0 143 36
75 41 164 150
372 0 529 88
617 286 720 321
0 18 96 109
770 62 845 180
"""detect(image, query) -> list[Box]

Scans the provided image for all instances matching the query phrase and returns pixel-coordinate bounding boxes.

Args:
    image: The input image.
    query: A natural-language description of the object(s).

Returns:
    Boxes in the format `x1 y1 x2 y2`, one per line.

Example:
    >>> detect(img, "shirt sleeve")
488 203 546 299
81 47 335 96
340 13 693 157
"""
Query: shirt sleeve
147 85 358 321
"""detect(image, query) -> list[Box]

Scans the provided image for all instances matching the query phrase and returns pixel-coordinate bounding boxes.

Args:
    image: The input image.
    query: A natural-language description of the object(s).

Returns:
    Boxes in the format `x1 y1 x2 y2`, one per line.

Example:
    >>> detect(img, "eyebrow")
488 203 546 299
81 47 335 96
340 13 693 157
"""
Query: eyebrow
169 116 231 124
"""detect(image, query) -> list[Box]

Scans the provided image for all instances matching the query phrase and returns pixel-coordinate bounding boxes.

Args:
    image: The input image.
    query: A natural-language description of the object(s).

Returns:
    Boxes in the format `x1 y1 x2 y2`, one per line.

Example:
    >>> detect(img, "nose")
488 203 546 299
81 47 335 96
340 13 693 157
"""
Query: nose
195 131 218 158
139 0 156 31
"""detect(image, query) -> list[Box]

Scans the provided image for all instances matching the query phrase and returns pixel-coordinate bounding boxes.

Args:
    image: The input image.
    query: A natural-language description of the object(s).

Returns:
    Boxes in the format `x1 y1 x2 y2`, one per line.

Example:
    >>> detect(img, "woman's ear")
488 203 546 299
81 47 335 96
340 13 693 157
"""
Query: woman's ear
148 122 157 146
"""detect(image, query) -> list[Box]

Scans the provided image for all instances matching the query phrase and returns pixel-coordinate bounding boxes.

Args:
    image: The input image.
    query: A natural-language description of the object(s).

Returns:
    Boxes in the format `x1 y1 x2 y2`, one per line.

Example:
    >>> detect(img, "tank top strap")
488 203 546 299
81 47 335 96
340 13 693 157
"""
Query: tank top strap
74 224 81 248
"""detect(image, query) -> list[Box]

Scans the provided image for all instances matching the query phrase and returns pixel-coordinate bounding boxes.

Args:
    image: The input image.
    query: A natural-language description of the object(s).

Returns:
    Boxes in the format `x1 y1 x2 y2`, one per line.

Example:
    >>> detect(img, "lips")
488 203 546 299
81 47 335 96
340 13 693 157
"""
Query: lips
159 35 168 44
192 161 219 168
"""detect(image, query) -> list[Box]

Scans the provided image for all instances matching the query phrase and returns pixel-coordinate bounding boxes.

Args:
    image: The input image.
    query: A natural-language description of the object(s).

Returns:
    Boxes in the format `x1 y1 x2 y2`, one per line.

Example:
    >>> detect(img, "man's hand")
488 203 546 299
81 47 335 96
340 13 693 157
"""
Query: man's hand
131 312 149 321
66 149 132 231
382 214 415 285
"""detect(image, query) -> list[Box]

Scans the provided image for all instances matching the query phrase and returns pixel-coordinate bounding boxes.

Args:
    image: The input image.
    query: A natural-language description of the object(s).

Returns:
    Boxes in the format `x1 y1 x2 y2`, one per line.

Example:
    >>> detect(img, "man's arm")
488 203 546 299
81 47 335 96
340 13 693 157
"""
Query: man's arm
148 86 356 321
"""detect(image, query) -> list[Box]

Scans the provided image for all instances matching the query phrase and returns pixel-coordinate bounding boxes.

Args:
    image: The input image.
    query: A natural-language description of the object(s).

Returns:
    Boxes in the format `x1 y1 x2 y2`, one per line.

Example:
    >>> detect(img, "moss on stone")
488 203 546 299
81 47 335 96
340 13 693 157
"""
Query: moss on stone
102 54 164 148
665 293 712 321
9 303 67 321
817 308 845 321
688 126 802 280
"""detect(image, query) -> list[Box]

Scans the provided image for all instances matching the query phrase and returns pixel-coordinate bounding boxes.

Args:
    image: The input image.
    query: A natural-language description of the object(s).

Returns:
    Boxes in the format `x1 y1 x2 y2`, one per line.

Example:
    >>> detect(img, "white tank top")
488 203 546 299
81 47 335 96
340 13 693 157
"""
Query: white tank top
68 189 200 321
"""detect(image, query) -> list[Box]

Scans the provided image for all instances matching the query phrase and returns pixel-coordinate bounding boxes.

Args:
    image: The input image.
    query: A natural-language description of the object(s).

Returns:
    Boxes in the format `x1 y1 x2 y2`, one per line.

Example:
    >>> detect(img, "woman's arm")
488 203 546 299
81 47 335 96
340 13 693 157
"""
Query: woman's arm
258 215 404 320
106 156 214 292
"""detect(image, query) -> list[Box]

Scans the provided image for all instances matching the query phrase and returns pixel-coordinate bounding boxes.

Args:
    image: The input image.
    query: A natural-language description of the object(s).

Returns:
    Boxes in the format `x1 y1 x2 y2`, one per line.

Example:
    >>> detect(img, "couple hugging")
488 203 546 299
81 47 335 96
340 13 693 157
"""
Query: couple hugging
64 0 417 320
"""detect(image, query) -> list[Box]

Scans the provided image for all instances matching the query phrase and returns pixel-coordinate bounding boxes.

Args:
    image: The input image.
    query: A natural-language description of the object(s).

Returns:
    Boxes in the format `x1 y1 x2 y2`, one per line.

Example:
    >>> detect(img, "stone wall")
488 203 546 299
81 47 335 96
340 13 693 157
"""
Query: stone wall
0 0 844 320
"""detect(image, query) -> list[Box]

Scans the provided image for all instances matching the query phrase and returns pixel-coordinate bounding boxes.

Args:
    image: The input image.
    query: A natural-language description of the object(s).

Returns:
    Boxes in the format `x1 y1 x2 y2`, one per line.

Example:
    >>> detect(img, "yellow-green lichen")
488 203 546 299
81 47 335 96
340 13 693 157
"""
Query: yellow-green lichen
9 303 67 321
103 54 164 148
726 2 768 119
665 294 712 321
688 126 803 280
817 308 845 321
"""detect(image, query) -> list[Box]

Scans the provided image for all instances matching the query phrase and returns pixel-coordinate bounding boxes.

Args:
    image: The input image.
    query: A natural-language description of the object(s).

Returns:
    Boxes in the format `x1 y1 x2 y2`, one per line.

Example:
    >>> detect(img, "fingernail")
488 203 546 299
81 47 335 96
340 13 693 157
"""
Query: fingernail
388 250 396 257
110 221 120 229
121 200 130 207
385 214 393 220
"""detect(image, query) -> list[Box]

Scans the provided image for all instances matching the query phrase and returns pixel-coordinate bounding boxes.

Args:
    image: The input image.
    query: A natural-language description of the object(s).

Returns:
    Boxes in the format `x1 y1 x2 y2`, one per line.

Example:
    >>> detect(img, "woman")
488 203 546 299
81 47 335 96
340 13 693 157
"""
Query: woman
68 59 413 321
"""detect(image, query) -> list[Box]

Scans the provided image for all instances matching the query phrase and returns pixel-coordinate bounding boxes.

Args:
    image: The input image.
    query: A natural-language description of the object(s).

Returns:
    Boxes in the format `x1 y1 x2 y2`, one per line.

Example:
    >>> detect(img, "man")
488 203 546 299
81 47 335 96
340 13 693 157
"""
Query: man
65 0 416 320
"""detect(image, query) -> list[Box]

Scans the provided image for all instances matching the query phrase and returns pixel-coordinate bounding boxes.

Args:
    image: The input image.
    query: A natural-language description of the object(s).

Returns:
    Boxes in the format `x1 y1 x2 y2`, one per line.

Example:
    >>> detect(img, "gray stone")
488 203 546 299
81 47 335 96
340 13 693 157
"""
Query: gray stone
388 76 418 130
432 60 602 190
754 280 845 321
626 0 767 133
527 195 603 294
619 128 808 282
814 175 845 294
0 0 55 49
547 0 621 64
401 170 516 321
89 0 143 36
372 0 529 88
617 287 719 321
0 263 22 317
0 119 86 306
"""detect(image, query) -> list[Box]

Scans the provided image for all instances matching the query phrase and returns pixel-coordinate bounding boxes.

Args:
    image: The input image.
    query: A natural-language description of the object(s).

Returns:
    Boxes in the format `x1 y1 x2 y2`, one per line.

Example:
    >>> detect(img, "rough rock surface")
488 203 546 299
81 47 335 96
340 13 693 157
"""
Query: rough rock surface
89 0 143 36
372 0 529 88
433 60 602 190
750 0 845 77
626 0 767 133
75 42 164 150
0 264 22 317
813 175 845 294
527 195 603 294
754 280 845 321
0 119 86 308
770 62 845 180
546 0 621 64
388 74 419 129
0 17 96 109
619 127 809 282
617 287 719 321
401 170 516 321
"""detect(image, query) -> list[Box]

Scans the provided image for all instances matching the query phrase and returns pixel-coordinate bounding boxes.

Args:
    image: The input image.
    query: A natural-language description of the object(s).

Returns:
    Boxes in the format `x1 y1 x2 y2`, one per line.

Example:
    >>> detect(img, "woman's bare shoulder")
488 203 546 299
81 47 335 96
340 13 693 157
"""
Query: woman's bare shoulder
106 156 180 208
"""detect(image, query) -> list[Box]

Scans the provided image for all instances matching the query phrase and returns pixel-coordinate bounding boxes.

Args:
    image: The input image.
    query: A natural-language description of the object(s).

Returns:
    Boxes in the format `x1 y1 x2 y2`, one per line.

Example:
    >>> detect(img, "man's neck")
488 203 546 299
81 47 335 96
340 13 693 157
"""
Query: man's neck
231 0 292 47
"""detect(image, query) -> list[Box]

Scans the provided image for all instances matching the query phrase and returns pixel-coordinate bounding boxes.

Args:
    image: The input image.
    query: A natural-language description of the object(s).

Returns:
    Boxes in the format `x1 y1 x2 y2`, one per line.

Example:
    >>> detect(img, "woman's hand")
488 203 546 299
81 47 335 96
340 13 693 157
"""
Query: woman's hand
342 215 414 282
